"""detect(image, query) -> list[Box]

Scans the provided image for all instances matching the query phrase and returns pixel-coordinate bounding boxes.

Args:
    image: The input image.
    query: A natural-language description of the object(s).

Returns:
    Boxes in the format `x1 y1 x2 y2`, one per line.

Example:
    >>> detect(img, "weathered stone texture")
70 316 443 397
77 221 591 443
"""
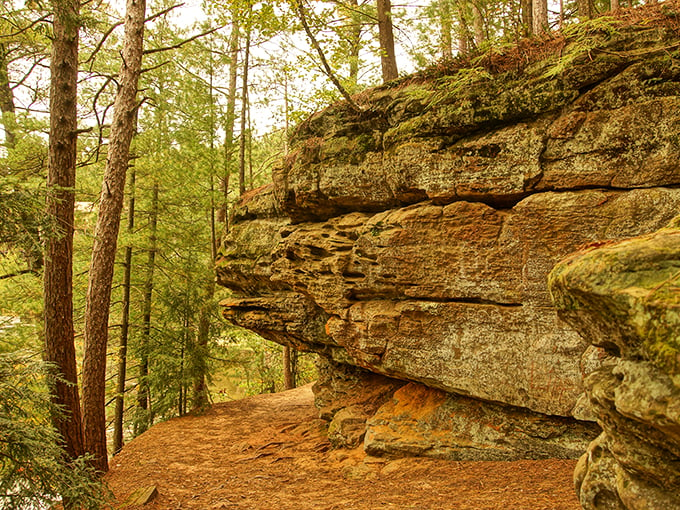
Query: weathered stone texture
550 218 680 509
365 383 599 461
217 19 680 464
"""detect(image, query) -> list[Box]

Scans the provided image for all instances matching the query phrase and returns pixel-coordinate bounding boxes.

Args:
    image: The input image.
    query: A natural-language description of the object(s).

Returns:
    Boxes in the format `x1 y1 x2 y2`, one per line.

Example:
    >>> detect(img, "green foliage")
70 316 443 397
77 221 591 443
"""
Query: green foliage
213 327 317 398
543 16 621 79
428 66 493 108
0 351 112 509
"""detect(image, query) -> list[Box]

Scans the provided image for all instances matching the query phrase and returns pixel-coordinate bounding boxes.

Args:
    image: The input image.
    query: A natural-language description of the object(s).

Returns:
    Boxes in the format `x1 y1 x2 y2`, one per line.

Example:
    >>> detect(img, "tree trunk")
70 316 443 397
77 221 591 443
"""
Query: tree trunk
238 19 251 197
295 0 361 111
44 0 84 465
521 0 533 35
440 0 454 60
610 0 619 11
348 0 362 90
0 43 17 149
191 49 217 414
578 0 593 20
456 0 471 54
471 1 485 46
112 165 136 455
81 0 146 473
135 179 158 436
283 346 297 390
532 0 548 34
377 0 398 82
218 7 239 228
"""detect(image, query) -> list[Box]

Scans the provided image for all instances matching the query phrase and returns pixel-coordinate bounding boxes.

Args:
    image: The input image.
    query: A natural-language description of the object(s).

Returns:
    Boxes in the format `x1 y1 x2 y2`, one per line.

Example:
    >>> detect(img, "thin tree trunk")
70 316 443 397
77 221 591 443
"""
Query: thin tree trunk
218 8 239 227
348 0 362 89
284 75 290 154
377 0 398 82
135 179 158 436
238 20 251 197
283 346 297 390
191 45 217 414
82 0 146 473
112 164 136 455
471 1 485 46
440 0 454 60
0 43 17 149
521 0 533 35
610 0 619 11
44 0 84 466
532 0 548 34
295 0 361 111
247 101 253 190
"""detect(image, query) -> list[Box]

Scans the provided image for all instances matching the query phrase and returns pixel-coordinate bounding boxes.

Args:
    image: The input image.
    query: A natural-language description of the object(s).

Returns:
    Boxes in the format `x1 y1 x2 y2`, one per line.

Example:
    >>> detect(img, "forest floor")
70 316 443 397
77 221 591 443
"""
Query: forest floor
106 384 581 510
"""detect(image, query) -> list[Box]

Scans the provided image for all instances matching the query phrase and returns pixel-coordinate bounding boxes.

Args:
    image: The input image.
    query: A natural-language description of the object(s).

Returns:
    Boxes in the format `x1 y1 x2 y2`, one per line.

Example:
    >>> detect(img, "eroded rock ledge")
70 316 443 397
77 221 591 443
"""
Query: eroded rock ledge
550 218 680 509
217 19 680 462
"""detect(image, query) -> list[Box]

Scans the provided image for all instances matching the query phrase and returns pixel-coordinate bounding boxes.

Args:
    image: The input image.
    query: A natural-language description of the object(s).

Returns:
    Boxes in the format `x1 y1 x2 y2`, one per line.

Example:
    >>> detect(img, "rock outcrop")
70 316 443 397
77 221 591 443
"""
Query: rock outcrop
217 13 680 463
549 217 680 509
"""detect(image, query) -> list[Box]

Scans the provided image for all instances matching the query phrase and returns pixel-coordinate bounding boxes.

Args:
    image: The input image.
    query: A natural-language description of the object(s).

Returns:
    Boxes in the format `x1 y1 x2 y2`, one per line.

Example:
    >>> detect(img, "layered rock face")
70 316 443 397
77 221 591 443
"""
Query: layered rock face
550 219 680 509
217 18 680 462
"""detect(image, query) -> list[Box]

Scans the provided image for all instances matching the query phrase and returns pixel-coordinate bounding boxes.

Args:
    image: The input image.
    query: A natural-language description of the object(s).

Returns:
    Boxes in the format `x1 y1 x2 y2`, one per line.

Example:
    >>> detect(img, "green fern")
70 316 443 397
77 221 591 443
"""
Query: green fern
543 16 622 79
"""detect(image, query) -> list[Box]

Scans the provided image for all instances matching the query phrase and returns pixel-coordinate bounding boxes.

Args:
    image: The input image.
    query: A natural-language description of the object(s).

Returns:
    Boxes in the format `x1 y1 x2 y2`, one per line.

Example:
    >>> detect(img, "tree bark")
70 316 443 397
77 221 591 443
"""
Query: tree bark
532 0 548 34
82 0 146 473
471 1 485 46
377 0 398 82
112 165 136 455
44 0 84 465
456 0 471 54
610 0 619 11
347 0 362 89
0 43 17 149
521 0 533 35
283 346 297 390
578 0 593 20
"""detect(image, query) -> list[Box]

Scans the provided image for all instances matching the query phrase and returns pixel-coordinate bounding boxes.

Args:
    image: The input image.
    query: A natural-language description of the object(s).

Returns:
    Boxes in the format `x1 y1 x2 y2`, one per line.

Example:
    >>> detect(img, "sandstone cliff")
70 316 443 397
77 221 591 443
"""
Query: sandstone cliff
217 9 680 463
550 218 680 509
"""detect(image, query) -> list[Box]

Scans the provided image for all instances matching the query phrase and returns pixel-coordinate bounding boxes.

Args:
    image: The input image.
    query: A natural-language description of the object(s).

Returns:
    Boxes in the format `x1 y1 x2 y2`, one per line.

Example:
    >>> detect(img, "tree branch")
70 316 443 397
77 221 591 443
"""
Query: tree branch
145 3 184 23
0 268 36 280
143 26 222 55
294 0 362 112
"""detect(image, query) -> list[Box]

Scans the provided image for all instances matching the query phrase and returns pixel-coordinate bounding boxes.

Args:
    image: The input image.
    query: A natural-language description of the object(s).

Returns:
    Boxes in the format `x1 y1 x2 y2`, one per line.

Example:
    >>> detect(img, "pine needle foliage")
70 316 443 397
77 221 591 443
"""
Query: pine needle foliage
0 351 112 510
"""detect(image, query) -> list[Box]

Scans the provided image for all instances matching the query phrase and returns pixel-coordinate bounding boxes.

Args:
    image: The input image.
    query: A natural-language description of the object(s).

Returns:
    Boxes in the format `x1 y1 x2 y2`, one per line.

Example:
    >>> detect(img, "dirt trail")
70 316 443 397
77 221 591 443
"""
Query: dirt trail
106 384 581 509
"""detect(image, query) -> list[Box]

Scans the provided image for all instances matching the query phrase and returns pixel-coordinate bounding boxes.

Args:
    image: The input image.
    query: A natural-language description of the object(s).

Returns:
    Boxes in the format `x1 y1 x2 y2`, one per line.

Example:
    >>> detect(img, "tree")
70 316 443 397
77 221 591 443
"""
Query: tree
43 0 84 465
376 0 398 81
238 3 252 197
294 0 362 110
112 163 136 455
0 351 111 509
532 0 548 33
82 0 146 473
0 43 17 149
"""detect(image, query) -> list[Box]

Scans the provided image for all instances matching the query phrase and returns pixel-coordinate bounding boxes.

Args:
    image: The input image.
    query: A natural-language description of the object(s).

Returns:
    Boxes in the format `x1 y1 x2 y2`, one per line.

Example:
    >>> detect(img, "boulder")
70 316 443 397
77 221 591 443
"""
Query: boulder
549 217 680 509
365 383 599 461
